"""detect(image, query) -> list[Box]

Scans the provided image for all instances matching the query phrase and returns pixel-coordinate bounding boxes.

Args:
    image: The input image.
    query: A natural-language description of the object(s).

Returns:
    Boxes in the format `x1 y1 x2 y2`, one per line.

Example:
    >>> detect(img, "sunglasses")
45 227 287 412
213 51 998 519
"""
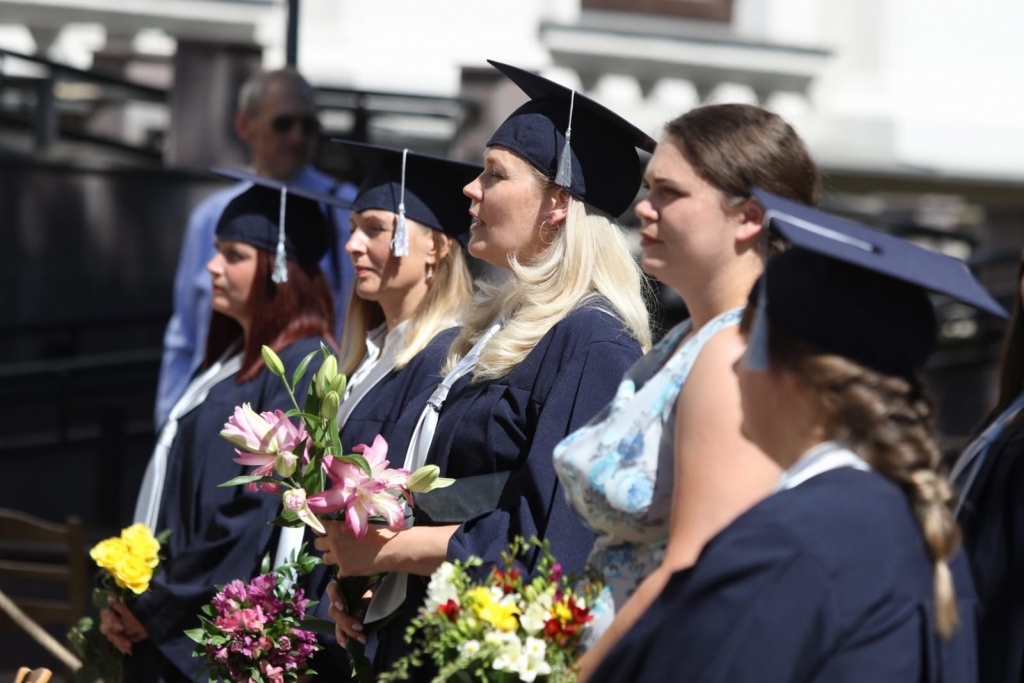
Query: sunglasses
270 115 320 136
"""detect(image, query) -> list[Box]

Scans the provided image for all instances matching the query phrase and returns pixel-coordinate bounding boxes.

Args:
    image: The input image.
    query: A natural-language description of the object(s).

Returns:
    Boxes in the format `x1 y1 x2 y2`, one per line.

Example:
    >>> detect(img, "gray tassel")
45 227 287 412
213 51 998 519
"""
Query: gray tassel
391 148 410 256
554 90 576 188
272 186 289 284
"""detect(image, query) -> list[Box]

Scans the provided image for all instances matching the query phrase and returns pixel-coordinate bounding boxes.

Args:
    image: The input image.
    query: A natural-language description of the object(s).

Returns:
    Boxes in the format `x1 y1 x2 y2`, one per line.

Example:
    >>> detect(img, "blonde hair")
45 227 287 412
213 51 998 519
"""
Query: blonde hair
445 192 652 382
765 331 961 640
339 228 473 377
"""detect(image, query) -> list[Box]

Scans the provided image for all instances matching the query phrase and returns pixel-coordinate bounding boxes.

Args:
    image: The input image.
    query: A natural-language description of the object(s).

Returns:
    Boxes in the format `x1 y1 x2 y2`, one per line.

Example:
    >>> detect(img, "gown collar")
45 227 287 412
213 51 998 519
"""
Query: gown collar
775 440 870 493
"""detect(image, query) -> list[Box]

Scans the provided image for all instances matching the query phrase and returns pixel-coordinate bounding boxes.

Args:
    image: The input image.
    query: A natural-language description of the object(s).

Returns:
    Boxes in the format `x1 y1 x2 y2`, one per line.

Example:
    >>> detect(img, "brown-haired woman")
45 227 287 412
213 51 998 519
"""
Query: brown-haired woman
953 248 1024 683
553 103 819 679
98 181 335 683
590 199 983 682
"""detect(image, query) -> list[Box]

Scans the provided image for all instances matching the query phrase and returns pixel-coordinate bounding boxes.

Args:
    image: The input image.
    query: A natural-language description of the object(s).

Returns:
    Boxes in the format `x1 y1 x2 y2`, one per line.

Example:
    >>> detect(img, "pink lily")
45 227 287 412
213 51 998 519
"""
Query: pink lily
355 435 411 490
232 452 280 493
307 455 360 516
282 488 324 534
221 405 308 455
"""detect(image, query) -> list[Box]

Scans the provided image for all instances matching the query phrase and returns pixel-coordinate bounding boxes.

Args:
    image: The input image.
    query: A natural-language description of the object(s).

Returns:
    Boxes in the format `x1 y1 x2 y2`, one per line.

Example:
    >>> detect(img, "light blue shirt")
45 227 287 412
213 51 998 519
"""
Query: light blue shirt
154 165 357 429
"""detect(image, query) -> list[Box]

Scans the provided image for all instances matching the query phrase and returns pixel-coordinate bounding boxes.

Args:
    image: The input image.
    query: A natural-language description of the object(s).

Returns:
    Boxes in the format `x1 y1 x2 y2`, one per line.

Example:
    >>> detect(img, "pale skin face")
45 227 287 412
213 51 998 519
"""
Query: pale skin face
733 348 831 471
463 145 568 269
346 209 446 329
206 239 259 337
234 79 318 182
635 137 763 315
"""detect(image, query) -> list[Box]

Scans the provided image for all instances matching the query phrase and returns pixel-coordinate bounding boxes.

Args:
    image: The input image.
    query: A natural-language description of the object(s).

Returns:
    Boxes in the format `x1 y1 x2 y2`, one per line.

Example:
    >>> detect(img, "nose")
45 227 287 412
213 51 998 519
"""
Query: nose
206 252 224 275
463 174 483 201
345 230 365 257
635 196 657 224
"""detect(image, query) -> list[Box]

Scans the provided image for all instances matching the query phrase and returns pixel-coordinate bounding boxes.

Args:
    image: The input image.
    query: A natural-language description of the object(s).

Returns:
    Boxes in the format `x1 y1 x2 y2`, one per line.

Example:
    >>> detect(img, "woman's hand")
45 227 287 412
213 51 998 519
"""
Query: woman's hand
325 580 374 647
314 521 392 577
99 599 148 654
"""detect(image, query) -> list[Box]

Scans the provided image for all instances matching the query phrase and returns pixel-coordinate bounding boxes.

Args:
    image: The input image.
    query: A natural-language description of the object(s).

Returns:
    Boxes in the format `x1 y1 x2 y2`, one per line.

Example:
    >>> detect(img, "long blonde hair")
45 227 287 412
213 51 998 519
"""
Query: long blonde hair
339 228 473 376
445 187 651 382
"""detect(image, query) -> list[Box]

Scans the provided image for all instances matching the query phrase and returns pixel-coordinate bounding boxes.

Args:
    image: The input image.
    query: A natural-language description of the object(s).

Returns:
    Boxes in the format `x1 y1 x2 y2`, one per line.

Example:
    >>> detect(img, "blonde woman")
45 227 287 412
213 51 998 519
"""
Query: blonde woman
316 61 652 673
299 143 478 678
592 193 990 682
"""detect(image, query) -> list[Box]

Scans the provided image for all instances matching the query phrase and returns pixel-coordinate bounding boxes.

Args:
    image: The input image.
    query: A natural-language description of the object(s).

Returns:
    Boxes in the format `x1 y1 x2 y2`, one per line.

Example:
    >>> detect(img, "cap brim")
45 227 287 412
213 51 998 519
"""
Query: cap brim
210 167 353 210
487 60 656 153
753 188 1007 318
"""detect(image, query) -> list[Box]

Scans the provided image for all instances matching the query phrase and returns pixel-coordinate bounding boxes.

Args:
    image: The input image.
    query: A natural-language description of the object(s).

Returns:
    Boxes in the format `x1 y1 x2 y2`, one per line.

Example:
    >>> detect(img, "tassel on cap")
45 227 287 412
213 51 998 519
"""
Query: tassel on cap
743 212 772 371
271 185 289 284
391 148 410 257
553 90 575 188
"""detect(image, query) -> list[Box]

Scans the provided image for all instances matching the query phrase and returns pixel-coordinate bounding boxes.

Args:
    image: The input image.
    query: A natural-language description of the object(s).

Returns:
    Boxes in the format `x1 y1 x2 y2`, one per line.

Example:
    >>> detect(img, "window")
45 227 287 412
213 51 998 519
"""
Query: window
582 0 733 22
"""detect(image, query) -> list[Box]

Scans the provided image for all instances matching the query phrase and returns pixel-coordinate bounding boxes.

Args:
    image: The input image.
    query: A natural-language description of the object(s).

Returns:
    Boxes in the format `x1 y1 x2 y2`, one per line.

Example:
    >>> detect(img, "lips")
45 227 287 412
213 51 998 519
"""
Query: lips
639 232 662 247
469 210 485 230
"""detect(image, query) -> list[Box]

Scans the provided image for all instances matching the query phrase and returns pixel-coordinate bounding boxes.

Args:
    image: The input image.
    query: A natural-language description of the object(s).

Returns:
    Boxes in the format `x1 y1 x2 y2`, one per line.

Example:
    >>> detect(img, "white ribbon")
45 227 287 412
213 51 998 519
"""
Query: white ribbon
134 346 243 529
364 319 502 623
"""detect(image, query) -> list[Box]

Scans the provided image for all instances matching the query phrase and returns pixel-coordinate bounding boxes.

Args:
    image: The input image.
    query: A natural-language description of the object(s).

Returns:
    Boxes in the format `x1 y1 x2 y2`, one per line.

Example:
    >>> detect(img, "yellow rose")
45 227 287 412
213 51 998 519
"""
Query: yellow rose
121 523 161 568
89 537 130 572
467 586 520 632
112 553 153 595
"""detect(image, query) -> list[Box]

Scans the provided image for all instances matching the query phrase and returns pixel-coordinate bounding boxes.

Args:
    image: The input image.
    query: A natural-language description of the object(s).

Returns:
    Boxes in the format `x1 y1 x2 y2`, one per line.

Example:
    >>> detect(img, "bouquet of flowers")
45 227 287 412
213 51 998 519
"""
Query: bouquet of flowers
218 344 453 680
185 548 322 683
381 537 598 683
67 523 169 683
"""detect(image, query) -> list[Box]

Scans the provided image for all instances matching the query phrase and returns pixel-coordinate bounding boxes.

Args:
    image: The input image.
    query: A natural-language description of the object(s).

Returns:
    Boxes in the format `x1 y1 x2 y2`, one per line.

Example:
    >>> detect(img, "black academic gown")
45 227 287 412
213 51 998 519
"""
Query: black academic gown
958 419 1024 683
592 468 979 683
375 302 643 674
302 327 457 678
123 337 325 683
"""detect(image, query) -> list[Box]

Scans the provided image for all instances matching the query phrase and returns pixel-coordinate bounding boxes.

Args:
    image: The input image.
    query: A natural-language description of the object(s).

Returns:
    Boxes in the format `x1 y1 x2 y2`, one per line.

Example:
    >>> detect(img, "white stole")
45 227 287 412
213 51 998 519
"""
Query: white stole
134 346 243 529
364 319 502 623
775 440 870 493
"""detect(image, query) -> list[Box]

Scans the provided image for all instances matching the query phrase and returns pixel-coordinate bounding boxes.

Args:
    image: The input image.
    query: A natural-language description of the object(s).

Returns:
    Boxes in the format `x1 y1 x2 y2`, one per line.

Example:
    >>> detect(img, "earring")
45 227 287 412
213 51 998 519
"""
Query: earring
426 265 434 281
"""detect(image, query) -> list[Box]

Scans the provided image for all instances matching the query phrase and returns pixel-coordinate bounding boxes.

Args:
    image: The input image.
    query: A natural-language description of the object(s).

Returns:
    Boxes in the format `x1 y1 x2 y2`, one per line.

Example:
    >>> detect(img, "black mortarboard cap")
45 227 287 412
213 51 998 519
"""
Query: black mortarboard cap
337 141 482 251
745 188 1007 377
486 60 656 218
212 168 349 281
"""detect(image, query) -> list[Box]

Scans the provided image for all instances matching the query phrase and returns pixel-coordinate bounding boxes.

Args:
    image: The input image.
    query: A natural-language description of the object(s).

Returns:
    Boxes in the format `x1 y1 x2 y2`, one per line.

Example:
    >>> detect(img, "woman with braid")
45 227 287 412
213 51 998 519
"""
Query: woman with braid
591 192 999 682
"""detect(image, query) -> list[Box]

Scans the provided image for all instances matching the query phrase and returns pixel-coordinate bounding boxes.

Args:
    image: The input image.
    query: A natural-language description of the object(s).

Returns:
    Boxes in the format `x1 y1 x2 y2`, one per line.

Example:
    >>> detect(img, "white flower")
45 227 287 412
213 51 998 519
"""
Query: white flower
459 639 481 657
519 602 549 636
517 637 552 683
423 562 459 613
486 631 523 674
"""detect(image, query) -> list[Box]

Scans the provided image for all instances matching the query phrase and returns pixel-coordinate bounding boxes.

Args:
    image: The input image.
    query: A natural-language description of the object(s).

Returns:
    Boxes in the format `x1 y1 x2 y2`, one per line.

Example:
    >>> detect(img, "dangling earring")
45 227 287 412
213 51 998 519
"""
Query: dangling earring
426 265 434 281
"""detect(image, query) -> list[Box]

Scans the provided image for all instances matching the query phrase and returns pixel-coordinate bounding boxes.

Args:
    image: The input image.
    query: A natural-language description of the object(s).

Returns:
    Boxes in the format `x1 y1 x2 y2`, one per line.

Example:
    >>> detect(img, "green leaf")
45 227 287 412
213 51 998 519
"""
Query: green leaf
218 474 282 488
184 627 205 643
300 616 338 636
292 349 319 388
335 453 372 477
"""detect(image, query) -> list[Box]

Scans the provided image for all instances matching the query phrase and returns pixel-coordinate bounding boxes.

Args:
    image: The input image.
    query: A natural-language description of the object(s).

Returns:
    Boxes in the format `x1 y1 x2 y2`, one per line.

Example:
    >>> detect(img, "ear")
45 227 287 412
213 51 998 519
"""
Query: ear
543 187 572 227
234 111 252 143
424 232 449 266
734 197 765 244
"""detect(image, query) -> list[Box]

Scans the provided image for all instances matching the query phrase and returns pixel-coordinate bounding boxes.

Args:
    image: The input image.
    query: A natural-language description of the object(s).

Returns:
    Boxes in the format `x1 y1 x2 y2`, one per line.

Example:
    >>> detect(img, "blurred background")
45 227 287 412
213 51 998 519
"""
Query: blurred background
0 0 1022 674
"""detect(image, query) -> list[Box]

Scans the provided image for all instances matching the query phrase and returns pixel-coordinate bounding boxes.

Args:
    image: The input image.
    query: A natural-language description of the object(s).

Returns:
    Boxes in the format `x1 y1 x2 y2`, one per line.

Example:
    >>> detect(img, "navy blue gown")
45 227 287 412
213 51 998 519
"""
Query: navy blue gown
302 326 458 677
376 302 643 673
123 337 325 683
958 419 1024 683
592 468 980 683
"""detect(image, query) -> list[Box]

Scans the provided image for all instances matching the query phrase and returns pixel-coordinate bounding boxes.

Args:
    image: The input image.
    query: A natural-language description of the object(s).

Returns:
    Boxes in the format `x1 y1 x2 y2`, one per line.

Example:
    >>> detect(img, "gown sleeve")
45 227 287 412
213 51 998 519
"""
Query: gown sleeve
447 339 639 575
129 341 323 677
592 518 834 683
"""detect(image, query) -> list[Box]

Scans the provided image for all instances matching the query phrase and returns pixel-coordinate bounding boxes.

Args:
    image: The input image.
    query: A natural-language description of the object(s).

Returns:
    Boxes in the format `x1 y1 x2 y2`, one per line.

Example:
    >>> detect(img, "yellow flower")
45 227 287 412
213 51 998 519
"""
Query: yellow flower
112 553 153 595
552 600 573 626
89 537 130 572
121 523 161 568
467 586 520 632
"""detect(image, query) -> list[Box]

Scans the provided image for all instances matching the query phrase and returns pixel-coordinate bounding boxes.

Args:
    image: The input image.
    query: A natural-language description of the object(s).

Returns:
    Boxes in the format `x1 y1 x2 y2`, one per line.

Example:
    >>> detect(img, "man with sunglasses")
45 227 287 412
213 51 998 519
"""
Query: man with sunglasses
155 68 357 430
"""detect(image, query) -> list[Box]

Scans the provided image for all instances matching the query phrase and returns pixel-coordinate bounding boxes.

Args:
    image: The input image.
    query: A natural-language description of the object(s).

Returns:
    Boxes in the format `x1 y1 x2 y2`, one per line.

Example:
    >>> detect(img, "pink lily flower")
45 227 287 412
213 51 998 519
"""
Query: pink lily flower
307 454 360 516
356 435 411 490
221 405 308 456
232 452 280 493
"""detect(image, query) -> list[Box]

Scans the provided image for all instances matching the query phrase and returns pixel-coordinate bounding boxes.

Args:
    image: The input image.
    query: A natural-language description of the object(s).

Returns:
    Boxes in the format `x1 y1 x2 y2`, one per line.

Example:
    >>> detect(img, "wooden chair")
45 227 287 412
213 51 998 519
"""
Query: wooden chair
14 668 53 683
0 508 88 676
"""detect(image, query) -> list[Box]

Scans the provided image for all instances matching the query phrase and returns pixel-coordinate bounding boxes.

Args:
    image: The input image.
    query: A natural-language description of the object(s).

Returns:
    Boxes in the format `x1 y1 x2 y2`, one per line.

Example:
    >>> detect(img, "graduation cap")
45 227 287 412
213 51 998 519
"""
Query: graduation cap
486 60 656 218
744 188 1007 377
211 167 352 283
335 141 483 253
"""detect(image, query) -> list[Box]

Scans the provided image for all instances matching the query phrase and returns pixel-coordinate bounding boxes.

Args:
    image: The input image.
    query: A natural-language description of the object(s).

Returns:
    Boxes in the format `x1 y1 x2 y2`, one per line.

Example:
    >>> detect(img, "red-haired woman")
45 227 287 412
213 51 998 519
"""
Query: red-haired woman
98 181 336 683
